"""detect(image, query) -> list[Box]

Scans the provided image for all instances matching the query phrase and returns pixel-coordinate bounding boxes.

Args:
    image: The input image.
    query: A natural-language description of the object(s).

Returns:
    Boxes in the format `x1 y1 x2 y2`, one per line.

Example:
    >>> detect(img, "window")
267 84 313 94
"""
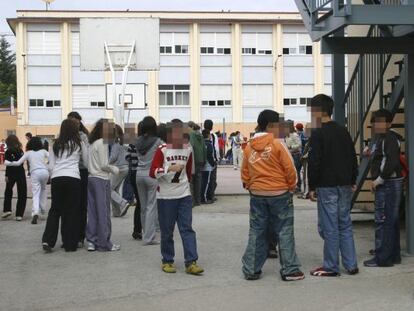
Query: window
201 47 215 54
299 45 313 55
217 48 231 55
91 101 105 107
30 99 60 107
283 48 298 55
175 45 188 54
283 98 297 106
242 48 256 55
29 99 44 107
201 100 231 107
160 46 173 54
299 98 312 106
159 85 190 106
258 50 272 55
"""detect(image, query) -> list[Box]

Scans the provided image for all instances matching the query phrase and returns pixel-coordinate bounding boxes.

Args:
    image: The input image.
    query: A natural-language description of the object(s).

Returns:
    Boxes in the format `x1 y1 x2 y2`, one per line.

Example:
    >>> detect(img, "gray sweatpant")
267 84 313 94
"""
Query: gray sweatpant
110 167 129 216
136 174 158 244
86 177 113 251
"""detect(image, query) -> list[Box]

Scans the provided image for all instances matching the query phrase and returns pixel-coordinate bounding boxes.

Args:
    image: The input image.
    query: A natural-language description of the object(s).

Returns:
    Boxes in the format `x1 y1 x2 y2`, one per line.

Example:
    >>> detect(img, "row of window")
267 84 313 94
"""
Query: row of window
159 85 190 106
283 97 312 106
29 99 61 107
201 100 231 107
159 46 310 56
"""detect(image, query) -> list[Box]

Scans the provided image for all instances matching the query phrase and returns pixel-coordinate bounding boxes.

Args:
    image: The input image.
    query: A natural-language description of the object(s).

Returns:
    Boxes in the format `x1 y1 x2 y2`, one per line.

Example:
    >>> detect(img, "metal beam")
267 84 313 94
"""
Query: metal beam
405 54 414 255
332 29 346 126
321 37 414 54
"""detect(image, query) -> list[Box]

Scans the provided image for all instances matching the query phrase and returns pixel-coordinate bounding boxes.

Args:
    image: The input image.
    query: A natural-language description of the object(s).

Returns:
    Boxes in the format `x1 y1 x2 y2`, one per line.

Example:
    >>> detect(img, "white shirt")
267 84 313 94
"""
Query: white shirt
49 143 88 179
5 150 49 174
88 139 119 180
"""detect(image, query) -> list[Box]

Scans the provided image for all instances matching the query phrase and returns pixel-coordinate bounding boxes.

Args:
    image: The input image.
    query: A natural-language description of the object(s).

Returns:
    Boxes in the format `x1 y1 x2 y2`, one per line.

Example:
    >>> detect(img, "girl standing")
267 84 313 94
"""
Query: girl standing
5 137 48 224
86 119 120 252
2 135 27 221
42 119 88 252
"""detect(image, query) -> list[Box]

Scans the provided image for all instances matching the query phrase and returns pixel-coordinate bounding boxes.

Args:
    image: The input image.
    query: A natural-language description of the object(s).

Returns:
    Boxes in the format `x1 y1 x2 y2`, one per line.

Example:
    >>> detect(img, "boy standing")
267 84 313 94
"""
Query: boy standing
241 109 304 282
201 129 215 204
364 109 404 267
150 119 204 275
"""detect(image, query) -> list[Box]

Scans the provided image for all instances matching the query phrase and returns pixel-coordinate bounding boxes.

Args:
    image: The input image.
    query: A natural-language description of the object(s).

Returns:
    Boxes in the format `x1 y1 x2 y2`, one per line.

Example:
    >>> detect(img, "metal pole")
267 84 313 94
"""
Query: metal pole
332 29 346 126
358 55 365 160
120 40 136 129
379 55 384 109
404 54 414 254
104 42 119 127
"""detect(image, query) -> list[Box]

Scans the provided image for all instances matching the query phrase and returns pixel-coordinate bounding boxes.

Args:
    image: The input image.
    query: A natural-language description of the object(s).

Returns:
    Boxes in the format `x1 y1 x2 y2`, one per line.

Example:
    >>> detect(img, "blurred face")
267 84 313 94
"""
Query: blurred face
372 117 390 134
266 122 280 138
310 107 324 129
69 117 80 128
166 123 186 149
102 121 115 144
124 123 136 145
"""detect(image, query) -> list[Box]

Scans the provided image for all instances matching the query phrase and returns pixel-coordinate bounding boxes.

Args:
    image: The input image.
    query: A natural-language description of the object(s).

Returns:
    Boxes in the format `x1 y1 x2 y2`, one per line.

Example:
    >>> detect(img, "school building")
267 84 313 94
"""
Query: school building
7 10 342 140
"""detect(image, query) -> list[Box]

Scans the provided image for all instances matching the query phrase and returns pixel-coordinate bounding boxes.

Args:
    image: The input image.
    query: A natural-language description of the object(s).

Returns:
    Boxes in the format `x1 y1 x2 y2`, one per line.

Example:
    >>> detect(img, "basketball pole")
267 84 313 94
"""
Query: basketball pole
104 42 119 128
120 41 136 127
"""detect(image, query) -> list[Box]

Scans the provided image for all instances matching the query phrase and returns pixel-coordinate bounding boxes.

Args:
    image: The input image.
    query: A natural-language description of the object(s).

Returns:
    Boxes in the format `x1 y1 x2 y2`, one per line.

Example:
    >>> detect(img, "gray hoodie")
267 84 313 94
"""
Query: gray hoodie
135 136 161 176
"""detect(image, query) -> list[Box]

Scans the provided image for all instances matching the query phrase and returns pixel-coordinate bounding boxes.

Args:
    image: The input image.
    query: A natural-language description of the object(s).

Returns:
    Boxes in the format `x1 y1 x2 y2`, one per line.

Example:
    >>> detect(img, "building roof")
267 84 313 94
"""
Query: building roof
7 10 303 33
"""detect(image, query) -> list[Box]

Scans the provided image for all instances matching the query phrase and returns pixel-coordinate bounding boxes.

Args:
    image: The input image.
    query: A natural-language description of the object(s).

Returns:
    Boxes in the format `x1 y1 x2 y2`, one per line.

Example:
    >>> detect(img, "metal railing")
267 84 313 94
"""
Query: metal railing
305 0 334 12
343 26 392 148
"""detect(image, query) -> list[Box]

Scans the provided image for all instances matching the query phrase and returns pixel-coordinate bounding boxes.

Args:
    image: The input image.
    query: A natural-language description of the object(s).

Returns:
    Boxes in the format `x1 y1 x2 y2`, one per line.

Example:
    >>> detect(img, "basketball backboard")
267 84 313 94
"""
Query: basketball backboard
106 83 146 110
79 18 160 71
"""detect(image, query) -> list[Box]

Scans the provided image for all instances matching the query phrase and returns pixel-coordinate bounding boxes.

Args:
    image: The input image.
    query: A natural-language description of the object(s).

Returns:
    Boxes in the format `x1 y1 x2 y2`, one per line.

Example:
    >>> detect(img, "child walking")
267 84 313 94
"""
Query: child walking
150 119 203 275
5 136 48 224
86 119 121 252
2 135 27 221
42 119 88 252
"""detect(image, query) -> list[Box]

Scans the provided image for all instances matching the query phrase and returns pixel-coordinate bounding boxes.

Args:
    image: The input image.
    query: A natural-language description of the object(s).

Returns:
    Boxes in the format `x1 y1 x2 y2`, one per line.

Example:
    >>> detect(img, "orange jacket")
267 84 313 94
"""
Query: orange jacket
241 133 297 192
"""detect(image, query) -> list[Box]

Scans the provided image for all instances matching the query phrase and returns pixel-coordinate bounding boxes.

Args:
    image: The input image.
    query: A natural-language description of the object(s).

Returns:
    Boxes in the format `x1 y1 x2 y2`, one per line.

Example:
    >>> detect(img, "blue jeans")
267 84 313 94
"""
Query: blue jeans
374 185 386 251
242 192 301 277
122 169 135 204
317 186 357 273
375 178 403 266
292 152 302 191
157 196 198 264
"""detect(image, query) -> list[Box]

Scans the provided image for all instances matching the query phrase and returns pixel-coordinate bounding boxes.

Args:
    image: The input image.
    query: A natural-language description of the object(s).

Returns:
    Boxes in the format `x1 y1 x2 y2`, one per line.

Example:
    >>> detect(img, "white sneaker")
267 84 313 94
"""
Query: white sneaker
87 243 96 252
120 203 133 217
15 216 23 221
110 244 121 251
1 211 12 219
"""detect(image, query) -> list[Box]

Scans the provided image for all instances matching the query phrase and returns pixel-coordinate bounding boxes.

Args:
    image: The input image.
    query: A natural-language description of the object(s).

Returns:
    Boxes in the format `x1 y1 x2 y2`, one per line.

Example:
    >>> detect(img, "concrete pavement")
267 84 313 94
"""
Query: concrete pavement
0 167 414 311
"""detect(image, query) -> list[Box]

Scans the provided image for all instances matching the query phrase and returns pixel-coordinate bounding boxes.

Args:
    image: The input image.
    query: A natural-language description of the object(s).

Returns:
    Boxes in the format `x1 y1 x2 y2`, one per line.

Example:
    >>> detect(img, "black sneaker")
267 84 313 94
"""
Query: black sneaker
244 272 262 281
363 258 378 267
369 249 376 256
132 232 142 240
282 271 305 281
31 215 38 225
42 242 52 253
267 249 278 259
346 268 359 275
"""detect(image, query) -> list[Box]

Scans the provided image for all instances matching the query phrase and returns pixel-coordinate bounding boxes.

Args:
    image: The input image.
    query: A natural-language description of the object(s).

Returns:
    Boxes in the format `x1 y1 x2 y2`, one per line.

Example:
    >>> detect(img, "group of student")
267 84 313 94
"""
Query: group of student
1 93 406 280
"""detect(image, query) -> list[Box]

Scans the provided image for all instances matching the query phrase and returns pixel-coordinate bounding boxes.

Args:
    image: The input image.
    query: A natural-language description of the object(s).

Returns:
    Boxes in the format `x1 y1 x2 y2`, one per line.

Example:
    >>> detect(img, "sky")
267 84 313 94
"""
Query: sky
0 0 298 34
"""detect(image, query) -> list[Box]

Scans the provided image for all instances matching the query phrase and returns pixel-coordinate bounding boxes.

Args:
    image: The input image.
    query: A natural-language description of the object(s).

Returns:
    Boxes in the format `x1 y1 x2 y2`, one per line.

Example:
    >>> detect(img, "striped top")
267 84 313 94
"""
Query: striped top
126 144 138 170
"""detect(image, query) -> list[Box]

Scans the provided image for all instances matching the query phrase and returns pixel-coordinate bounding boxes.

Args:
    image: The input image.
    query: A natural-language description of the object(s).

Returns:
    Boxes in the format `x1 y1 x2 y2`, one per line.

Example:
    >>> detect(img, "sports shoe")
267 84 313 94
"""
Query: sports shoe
201 200 214 205
369 249 376 256
42 242 52 253
282 271 305 282
77 241 84 249
364 258 393 267
31 215 39 225
244 271 262 281
1 211 12 219
162 263 177 273
267 249 278 259
120 203 133 217
310 267 340 277
110 244 121 251
132 232 142 240
185 262 204 275
15 216 23 221
87 243 96 252
346 268 359 275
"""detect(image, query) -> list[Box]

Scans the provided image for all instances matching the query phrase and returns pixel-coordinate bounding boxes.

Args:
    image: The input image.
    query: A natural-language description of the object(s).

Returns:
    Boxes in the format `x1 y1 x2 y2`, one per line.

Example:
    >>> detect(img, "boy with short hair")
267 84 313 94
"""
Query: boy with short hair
241 109 304 282
201 129 215 204
364 109 404 267
150 119 204 275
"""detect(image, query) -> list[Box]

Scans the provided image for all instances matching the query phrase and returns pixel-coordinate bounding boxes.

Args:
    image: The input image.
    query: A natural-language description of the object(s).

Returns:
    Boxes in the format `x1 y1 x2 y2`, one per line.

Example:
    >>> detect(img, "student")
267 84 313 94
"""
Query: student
285 120 302 193
241 109 304 282
308 94 359 277
86 119 120 252
25 132 33 176
109 124 133 217
6 136 49 224
150 119 204 275
201 129 215 204
188 121 206 207
231 131 242 170
67 111 89 247
135 116 162 245
364 109 404 267
2 135 27 221
42 119 88 252
203 120 219 200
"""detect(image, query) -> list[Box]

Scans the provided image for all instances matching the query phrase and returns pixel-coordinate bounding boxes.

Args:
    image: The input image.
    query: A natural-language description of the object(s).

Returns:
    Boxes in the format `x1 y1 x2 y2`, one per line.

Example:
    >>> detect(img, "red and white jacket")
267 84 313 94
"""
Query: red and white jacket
149 144 194 200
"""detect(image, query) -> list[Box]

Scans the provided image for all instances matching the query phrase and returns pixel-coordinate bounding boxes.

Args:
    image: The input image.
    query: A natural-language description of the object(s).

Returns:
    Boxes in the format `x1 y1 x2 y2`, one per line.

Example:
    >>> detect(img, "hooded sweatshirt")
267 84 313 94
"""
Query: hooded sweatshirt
241 132 297 196
135 136 161 176
189 130 206 167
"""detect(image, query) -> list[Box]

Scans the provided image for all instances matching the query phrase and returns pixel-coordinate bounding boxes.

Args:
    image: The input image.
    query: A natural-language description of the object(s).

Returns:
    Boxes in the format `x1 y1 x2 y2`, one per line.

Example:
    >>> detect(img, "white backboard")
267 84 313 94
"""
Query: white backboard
80 18 160 71
106 84 146 110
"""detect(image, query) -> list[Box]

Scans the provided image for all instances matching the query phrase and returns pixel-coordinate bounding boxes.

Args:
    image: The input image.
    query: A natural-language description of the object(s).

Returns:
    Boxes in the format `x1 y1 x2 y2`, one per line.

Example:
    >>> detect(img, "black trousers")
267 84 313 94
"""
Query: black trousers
42 177 81 251
3 172 27 217
130 170 142 234
79 169 89 242
201 170 214 202
211 165 218 198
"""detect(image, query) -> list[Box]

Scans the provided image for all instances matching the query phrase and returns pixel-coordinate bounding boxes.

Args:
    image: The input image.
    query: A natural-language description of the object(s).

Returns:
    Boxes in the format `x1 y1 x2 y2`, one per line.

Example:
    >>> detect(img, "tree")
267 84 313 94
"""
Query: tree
0 36 16 104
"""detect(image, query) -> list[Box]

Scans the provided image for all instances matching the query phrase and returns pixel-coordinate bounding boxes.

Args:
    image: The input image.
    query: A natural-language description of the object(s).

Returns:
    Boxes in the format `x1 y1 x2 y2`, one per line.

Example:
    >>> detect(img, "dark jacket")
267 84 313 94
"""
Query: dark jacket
204 139 215 168
189 130 206 167
308 121 358 191
370 130 403 180
5 149 25 178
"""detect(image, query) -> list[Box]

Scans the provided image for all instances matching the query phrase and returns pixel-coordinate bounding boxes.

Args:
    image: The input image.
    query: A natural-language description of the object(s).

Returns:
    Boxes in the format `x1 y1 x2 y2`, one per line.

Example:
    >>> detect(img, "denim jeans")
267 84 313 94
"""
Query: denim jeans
375 178 403 266
374 185 386 251
242 192 301 277
157 196 198 264
292 152 302 191
317 186 358 273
